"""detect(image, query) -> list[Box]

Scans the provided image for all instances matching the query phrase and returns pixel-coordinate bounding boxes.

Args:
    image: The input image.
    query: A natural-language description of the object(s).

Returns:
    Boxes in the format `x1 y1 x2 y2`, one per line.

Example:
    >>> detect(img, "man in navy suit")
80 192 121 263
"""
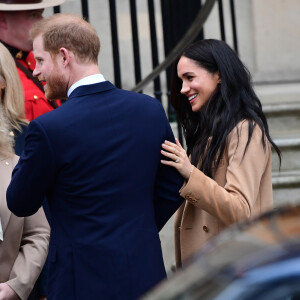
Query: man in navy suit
7 13 183 300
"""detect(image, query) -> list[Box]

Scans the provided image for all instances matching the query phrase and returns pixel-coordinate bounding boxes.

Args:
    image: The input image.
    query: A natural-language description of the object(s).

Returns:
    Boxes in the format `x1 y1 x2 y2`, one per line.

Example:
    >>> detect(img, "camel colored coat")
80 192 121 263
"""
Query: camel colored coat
0 155 49 300
174 121 273 267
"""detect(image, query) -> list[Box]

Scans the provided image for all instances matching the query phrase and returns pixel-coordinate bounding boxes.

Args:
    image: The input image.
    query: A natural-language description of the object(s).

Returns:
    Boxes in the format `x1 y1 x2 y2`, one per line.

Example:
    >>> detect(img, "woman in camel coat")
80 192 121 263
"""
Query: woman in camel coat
161 39 281 267
0 75 49 300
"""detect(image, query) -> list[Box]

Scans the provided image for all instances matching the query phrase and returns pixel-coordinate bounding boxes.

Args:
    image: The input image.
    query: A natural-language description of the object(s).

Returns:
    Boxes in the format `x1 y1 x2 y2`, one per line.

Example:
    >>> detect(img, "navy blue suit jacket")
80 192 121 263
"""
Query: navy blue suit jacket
7 81 183 299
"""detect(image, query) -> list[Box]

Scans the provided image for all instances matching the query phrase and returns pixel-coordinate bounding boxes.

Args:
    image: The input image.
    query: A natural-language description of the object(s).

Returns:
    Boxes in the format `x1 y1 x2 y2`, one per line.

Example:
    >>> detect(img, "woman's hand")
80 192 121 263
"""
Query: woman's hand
161 138 194 180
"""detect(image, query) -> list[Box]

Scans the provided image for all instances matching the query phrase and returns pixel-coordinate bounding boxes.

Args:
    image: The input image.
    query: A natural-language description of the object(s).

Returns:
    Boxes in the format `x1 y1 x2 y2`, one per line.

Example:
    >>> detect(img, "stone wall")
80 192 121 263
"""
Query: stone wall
205 0 300 83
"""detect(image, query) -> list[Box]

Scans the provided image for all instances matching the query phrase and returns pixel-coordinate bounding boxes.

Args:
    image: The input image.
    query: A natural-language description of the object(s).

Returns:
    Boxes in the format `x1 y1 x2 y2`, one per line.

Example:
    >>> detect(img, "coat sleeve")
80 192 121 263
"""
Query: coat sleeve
153 105 184 231
5 208 50 300
7 120 56 217
179 121 271 226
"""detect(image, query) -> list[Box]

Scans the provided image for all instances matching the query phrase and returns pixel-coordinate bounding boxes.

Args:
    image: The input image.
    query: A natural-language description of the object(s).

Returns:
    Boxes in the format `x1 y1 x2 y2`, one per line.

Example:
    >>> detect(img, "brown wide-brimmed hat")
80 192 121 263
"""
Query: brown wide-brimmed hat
0 0 65 11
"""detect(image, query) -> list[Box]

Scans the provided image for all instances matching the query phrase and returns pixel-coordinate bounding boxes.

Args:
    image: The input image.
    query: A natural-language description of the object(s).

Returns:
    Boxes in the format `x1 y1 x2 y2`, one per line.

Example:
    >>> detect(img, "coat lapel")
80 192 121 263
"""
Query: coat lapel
68 81 116 99
0 156 17 236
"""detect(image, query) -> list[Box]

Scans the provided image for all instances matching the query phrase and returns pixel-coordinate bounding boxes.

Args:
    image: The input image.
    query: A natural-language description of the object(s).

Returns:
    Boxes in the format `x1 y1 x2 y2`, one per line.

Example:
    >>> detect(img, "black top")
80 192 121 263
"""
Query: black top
13 123 28 156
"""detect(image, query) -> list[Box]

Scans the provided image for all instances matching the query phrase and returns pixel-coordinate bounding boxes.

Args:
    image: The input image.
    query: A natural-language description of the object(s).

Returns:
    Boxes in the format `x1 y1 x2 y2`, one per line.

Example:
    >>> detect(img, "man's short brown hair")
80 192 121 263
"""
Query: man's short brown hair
30 14 100 64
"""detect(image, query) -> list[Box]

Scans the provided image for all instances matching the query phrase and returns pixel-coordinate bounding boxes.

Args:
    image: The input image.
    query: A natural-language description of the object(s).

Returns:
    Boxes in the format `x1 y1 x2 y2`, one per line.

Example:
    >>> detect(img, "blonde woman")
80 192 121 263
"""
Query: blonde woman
0 42 28 155
0 106 49 300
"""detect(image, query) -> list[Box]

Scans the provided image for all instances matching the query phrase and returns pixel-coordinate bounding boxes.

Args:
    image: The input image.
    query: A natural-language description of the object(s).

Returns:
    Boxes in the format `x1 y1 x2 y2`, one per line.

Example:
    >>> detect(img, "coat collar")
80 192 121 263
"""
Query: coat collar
0 155 19 237
68 81 116 99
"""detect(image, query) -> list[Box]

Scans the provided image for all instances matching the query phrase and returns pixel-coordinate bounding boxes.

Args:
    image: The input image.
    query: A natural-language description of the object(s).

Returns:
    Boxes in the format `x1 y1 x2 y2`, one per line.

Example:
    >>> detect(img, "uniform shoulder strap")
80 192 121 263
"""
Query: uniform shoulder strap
15 60 45 93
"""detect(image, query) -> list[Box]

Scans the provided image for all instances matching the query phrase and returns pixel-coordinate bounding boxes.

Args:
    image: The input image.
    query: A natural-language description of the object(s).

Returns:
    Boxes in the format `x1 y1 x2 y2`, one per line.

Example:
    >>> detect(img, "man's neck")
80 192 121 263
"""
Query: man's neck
68 63 100 89
67 72 105 97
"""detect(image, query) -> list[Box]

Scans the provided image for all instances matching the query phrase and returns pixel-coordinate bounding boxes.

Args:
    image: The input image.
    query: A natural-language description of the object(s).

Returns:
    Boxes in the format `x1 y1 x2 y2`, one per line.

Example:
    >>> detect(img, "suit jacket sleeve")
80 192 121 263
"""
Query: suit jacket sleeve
179 121 271 226
154 105 184 231
5 208 50 300
7 120 56 217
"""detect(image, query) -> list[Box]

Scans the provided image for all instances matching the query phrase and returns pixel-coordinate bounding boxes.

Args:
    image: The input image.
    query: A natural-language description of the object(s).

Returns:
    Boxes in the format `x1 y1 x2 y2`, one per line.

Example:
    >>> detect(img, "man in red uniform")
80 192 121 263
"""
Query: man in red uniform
0 0 65 121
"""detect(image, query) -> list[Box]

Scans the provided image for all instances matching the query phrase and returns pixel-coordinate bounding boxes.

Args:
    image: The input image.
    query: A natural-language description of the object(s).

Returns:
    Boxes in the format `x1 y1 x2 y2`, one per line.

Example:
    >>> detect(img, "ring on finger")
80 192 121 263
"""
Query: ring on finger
175 158 180 163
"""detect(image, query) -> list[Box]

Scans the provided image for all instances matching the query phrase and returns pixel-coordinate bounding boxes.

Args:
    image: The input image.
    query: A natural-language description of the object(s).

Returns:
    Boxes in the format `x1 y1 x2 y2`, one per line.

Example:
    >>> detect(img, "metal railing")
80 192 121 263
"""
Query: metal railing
132 0 217 93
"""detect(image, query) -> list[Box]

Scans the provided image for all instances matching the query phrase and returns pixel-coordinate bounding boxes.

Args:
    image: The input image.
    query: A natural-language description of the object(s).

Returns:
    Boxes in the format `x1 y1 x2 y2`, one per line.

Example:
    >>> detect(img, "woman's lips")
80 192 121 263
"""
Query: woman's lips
188 94 198 103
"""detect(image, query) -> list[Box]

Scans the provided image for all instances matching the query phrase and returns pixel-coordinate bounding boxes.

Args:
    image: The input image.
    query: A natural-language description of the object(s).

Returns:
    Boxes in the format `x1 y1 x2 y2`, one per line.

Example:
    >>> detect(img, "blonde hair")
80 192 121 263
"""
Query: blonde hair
0 104 14 156
0 42 28 131
30 14 100 64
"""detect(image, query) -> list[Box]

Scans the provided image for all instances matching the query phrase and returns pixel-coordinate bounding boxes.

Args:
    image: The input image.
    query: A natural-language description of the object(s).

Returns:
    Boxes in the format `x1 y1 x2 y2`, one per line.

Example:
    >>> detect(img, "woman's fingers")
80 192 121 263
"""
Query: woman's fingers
162 141 181 156
160 159 176 166
175 138 184 149
164 140 175 146
161 141 183 166
161 149 178 161
161 139 194 180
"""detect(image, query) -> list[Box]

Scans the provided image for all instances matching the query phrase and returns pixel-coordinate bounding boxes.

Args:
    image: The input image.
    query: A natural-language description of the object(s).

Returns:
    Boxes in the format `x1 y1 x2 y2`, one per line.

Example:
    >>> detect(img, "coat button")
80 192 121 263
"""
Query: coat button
33 95 38 100
5 161 9 165
203 225 209 232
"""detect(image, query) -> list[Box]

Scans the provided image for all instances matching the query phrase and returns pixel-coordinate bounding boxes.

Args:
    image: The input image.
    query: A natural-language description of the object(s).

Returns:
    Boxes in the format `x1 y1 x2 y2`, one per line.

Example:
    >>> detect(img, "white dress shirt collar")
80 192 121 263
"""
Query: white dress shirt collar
67 74 106 97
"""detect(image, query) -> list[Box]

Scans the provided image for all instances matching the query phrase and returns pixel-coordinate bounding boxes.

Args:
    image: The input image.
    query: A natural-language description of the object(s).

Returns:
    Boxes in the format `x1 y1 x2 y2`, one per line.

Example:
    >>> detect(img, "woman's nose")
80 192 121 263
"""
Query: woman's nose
180 81 190 94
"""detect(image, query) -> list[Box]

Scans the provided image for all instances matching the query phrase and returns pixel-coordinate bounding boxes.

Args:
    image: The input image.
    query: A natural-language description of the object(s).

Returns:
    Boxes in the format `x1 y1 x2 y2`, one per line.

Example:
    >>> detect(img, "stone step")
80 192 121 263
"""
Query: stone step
272 170 300 206
272 135 300 171
272 170 300 188
255 82 300 105
263 102 300 116
255 82 300 136
263 102 300 136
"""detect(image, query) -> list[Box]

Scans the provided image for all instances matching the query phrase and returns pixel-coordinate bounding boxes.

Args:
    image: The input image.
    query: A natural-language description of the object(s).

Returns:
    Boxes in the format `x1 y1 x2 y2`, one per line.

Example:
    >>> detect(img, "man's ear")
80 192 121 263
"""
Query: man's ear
59 48 71 67
0 12 8 30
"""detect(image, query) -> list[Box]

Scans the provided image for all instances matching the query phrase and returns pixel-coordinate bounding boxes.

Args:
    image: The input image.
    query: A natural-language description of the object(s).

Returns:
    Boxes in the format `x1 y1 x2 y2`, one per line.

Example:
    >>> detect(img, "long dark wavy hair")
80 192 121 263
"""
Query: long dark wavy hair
170 39 281 178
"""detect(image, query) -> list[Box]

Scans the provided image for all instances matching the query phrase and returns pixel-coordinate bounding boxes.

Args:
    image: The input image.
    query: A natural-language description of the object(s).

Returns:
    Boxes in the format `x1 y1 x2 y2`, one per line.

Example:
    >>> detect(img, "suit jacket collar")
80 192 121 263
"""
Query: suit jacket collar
68 81 116 99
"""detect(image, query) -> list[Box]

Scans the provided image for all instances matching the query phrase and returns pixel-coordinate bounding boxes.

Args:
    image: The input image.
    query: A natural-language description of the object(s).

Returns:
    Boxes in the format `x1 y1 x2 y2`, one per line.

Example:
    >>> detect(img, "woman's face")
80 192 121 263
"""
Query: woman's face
177 56 220 112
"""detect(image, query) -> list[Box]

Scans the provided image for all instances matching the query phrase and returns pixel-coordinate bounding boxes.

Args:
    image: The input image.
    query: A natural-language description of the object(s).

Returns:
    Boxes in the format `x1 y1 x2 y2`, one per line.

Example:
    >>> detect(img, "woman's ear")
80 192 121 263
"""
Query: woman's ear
0 76 6 90
217 71 221 84
0 77 6 101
